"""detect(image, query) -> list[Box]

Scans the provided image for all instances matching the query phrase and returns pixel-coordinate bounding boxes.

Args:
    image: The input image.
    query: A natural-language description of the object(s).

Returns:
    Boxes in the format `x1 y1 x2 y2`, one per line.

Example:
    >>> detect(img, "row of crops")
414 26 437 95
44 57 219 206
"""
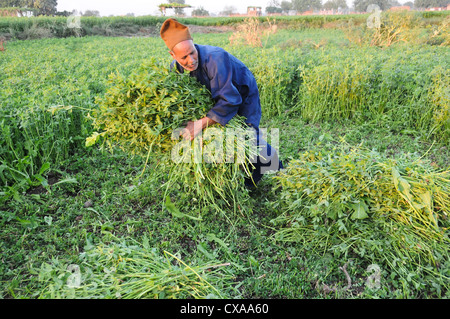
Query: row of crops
0 16 449 298
1 28 448 200
0 10 448 39
0 14 364 34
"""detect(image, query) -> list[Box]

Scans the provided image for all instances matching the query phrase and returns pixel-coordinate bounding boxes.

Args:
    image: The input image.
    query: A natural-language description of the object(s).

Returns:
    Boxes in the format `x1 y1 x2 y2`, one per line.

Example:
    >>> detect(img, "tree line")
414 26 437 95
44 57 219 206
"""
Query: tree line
266 0 448 14
0 0 448 17
0 0 58 15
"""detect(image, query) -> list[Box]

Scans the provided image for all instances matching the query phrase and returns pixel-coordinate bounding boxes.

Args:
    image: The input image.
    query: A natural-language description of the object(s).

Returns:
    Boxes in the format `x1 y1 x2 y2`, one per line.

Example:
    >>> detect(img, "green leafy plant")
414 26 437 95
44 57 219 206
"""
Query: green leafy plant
163 116 258 220
273 141 449 240
427 66 449 142
87 60 258 218
2 26 449 300
36 236 234 299
87 59 213 155
271 141 450 295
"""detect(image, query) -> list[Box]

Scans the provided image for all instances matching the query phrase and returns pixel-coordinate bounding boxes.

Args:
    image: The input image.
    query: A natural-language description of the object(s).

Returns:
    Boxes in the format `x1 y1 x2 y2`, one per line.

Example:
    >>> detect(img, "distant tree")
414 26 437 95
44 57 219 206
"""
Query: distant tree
0 0 41 8
220 5 237 16
388 0 401 7
353 0 389 12
404 1 414 7
292 0 322 12
169 0 186 15
280 0 293 12
0 0 20 7
22 0 34 7
192 6 209 16
266 6 283 13
125 12 135 17
82 10 100 17
158 2 191 16
267 0 281 7
323 0 334 9
0 1 73 16
414 0 447 8
55 10 71 16
323 0 348 9
336 0 348 9
33 0 57 15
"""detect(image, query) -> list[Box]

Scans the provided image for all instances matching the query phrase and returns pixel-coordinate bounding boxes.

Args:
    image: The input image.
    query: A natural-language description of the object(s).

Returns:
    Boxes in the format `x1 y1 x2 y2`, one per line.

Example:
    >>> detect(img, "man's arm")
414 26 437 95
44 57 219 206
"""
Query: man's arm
204 50 242 126
182 116 217 141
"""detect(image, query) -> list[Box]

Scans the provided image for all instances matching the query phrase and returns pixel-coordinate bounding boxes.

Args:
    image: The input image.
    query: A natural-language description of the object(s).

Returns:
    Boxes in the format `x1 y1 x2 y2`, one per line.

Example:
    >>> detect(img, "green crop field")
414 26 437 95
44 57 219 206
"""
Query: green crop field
0 12 449 300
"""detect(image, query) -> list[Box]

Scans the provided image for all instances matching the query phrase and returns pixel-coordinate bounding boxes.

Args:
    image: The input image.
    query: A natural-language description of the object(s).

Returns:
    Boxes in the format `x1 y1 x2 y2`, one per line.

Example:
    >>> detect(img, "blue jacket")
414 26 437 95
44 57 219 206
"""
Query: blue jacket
171 44 262 129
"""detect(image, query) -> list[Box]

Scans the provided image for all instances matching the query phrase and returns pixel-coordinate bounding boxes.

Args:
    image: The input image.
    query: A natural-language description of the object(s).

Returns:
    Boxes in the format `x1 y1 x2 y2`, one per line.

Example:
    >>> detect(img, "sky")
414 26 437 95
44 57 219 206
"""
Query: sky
57 0 356 17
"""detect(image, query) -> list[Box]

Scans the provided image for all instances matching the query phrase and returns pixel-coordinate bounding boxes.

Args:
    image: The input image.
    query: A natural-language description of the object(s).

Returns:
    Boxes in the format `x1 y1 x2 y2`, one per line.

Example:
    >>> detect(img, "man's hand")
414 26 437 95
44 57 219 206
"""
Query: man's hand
182 119 203 141
182 117 216 141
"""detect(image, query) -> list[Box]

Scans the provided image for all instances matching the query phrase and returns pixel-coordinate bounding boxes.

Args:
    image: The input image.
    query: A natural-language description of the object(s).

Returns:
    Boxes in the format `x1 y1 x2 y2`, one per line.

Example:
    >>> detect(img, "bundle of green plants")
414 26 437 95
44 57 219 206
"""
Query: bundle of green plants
36 237 234 299
272 141 449 239
270 141 449 294
87 59 212 155
87 60 258 216
163 115 258 220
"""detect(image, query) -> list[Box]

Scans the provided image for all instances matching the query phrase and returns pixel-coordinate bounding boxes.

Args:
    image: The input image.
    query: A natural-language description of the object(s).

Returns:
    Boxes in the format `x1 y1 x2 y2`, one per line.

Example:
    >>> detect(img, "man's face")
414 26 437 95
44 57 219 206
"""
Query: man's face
170 40 198 72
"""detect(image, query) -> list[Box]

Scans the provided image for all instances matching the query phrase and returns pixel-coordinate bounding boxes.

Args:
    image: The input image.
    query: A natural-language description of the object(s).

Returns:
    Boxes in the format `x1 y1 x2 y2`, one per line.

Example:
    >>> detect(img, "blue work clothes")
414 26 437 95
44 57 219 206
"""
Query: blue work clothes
170 44 282 184
170 44 262 130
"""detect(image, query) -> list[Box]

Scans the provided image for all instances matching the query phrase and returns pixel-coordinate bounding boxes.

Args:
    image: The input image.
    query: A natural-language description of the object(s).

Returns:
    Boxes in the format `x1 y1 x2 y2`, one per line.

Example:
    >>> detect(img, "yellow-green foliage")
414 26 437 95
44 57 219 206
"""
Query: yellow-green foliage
344 11 447 48
165 116 258 215
428 66 450 140
37 238 231 299
87 60 213 155
273 142 449 240
298 55 372 122
271 142 449 283
87 60 258 216
370 11 422 47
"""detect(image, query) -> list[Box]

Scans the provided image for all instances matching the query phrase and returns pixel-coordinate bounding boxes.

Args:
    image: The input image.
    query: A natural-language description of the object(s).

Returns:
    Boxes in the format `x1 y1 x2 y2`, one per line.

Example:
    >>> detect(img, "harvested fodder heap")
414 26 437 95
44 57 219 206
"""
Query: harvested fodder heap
87 60 258 215
38 239 233 299
271 142 449 285
273 142 449 240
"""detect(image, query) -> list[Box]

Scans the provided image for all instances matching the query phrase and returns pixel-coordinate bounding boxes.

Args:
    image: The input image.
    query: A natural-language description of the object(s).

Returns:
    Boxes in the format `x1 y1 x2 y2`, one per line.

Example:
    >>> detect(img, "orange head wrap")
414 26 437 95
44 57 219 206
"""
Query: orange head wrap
160 18 193 51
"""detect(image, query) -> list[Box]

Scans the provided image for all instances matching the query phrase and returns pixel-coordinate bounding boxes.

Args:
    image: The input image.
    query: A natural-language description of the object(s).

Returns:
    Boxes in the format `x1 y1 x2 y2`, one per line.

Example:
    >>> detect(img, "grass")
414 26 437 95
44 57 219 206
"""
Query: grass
1 23 449 299
1 118 448 299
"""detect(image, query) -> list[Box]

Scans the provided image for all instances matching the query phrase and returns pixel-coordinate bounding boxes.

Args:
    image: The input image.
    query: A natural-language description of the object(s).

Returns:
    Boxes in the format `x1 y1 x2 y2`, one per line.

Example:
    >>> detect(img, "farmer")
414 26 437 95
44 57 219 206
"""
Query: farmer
160 18 282 187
